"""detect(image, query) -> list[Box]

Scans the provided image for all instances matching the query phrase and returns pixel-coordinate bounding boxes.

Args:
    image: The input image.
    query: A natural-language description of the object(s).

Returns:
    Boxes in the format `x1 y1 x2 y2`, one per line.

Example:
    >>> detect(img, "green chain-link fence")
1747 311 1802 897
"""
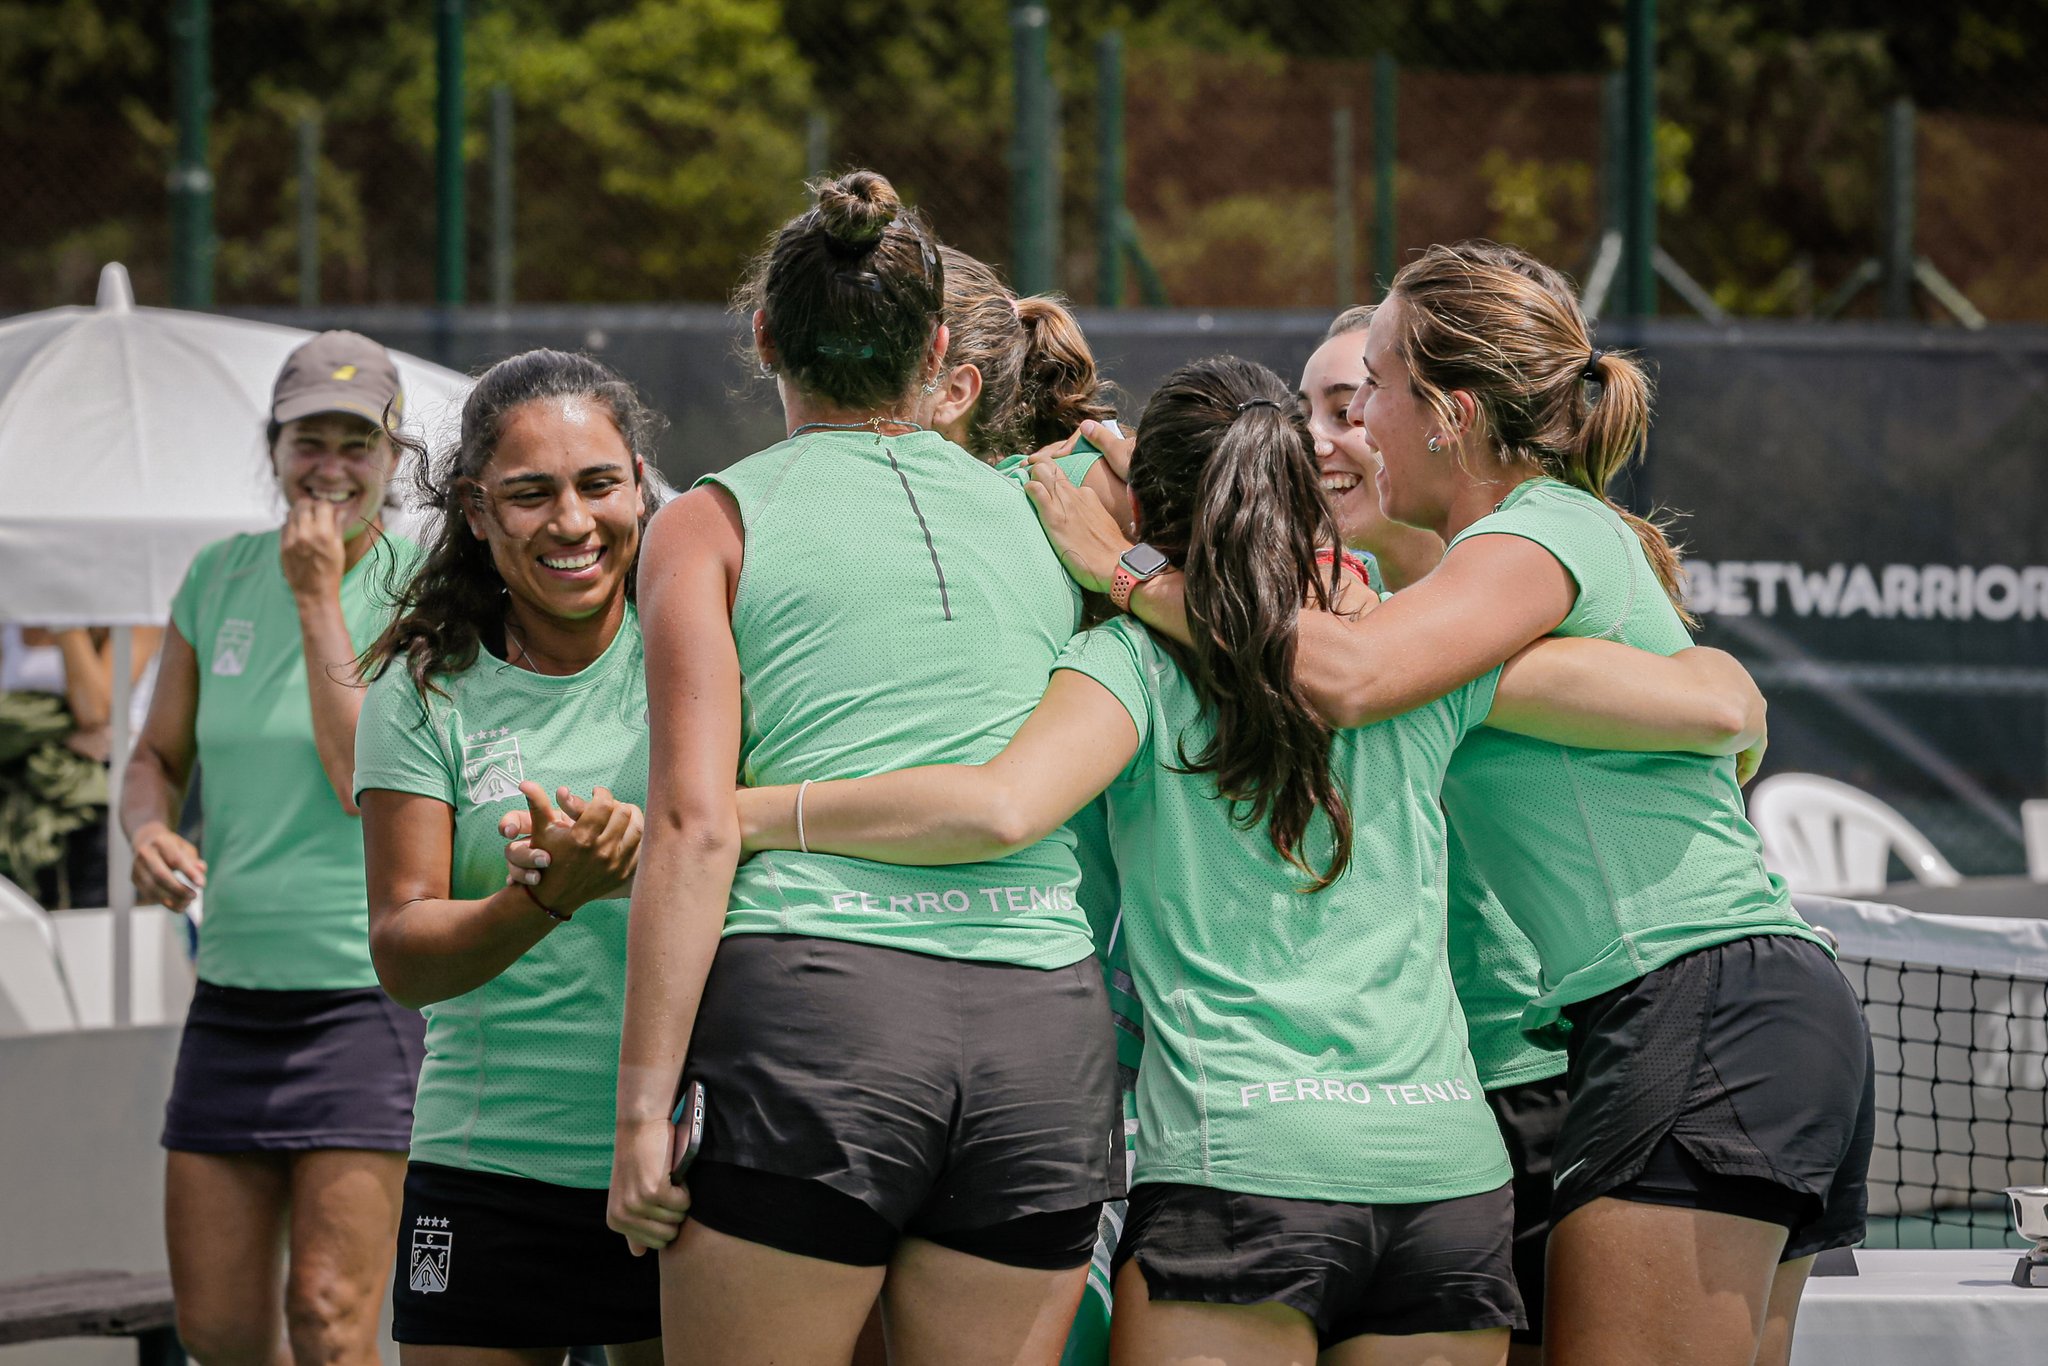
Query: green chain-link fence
4 2 2046 318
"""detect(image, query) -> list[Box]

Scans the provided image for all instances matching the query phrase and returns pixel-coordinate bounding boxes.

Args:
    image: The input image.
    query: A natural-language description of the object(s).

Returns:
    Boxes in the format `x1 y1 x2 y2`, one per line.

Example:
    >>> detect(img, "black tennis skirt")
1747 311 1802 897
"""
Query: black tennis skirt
161 980 425 1153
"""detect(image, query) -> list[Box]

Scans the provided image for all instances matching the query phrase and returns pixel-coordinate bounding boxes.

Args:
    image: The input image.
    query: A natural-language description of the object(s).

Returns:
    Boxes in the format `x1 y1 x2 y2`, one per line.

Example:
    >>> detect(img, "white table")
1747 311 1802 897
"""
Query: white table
1792 1249 2047 1366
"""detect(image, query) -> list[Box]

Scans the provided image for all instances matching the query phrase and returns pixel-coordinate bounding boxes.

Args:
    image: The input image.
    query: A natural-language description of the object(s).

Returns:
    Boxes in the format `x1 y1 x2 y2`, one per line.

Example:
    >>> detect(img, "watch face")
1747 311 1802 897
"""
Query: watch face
1121 543 1173 578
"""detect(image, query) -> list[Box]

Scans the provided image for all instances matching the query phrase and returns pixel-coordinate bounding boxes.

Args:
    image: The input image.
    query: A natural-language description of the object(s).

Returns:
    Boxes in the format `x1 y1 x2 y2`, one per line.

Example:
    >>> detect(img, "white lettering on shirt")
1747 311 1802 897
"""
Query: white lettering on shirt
821 884 1075 916
1236 1076 1476 1108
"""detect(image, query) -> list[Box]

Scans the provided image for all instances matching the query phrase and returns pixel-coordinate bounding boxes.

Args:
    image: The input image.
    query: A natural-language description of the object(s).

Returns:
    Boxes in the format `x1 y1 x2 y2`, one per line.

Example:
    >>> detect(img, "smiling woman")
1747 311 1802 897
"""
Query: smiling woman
352 349 667 1364
120 329 427 1366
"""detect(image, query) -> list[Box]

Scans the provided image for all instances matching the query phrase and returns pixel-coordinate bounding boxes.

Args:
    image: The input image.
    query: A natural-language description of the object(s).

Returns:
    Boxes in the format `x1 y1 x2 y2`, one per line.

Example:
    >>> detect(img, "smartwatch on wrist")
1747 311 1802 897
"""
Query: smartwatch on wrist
1110 543 1172 612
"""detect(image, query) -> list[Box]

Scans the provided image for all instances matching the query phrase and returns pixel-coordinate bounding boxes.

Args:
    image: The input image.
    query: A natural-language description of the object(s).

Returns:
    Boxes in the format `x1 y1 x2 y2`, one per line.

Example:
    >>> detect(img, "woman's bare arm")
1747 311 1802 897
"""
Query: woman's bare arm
282 502 375 815
121 626 206 909
1024 458 1577 729
609 488 747 1255
364 782 642 1009
736 670 1139 863
1488 640 1764 754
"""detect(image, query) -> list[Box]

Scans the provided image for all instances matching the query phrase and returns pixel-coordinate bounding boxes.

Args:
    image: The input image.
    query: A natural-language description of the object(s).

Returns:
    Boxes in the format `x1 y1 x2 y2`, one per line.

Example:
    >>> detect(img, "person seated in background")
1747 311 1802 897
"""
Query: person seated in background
0 624 161 906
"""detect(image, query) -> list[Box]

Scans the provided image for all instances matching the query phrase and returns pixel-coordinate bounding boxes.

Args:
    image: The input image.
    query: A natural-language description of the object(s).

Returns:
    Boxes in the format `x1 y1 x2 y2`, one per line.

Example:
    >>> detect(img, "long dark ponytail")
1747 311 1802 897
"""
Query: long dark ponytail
364 349 665 701
1127 356 1353 891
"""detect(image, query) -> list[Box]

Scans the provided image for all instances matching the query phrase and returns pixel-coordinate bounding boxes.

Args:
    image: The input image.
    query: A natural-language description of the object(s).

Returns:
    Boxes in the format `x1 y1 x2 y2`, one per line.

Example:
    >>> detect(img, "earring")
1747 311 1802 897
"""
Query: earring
1426 435 1442 453
757 362 775 380
920 375 940 396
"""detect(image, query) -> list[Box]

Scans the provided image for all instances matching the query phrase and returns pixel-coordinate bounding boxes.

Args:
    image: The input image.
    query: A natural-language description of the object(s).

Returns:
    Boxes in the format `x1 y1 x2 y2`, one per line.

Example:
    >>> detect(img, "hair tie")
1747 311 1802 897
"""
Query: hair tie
1235 397 1282 414
1582 348 1606 380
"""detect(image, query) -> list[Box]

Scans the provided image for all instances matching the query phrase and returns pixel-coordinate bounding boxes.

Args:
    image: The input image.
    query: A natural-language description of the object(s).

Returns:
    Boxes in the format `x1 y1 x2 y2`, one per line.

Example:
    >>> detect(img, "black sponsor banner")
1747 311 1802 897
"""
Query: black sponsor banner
242 308 2048 872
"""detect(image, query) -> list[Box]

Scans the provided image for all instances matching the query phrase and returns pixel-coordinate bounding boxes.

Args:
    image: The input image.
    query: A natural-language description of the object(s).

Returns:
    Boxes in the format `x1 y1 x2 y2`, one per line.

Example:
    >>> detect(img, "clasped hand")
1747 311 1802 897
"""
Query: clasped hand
497 781 643 916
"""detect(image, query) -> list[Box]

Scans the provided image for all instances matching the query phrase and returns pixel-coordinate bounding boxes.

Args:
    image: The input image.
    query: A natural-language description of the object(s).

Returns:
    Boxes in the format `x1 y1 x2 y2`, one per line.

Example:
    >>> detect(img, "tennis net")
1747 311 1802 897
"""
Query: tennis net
1796 894 2048 1249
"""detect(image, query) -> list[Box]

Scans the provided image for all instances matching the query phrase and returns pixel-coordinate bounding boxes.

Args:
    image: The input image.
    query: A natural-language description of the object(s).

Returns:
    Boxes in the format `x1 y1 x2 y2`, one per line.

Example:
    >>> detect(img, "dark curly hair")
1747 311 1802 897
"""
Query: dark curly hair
364 349 665 701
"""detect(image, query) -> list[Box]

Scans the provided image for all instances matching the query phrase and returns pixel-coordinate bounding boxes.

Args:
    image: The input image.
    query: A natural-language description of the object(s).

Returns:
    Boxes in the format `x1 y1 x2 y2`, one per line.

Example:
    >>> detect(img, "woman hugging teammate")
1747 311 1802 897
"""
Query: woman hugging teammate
735 349 1775 1366
1037 241 1874 1366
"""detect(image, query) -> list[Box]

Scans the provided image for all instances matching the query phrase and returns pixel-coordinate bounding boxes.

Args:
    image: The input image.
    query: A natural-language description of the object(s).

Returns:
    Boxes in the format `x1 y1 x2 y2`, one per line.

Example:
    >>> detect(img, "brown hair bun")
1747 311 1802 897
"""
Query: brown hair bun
815 171 901 255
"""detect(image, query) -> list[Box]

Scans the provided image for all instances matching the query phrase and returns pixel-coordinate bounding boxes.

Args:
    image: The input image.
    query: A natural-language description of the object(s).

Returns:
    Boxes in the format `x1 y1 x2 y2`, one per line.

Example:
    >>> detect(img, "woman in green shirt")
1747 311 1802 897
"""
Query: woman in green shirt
1030 244 1875 1366
355 350 662 1363
123 331 424 1366
1302 298 1563 1366
612 171 1122 1366
727 355 1775 1366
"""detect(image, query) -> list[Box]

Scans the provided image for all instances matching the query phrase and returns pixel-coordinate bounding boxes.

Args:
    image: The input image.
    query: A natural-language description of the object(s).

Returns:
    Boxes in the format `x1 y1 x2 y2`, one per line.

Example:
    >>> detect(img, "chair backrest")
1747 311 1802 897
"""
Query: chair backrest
0 876 79 1034
2021 798 2048 884
1749 773 1963 896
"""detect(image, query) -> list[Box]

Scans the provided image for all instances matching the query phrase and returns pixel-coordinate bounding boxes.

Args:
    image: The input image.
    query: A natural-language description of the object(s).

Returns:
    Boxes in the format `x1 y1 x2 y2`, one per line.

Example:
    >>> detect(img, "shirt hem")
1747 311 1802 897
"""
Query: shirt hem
1133 1160 1514 1206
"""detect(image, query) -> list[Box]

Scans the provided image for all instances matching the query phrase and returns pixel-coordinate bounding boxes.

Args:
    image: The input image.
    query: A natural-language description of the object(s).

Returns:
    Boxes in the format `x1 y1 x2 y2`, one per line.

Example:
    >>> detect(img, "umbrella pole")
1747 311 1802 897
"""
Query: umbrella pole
109 626 135 1027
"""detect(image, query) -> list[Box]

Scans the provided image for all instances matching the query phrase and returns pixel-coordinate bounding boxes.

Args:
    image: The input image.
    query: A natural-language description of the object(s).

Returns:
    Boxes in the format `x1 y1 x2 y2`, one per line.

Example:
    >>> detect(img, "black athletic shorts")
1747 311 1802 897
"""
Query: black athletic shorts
681 933 1123 1267
1113 1182 1524 1347
391 1161 660 1347
1553 932 1876 1262
1487 1071 1569 1344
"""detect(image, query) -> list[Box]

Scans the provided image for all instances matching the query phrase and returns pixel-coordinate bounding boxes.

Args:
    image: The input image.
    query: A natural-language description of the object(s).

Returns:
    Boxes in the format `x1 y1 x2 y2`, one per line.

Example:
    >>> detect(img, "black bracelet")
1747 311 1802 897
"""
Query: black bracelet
516 881 572 923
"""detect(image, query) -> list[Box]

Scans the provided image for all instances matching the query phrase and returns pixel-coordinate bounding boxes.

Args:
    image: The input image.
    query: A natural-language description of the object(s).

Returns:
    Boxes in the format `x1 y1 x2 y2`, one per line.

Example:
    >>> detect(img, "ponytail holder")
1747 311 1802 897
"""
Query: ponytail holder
1235 398 1282 414
1582 348 1606 380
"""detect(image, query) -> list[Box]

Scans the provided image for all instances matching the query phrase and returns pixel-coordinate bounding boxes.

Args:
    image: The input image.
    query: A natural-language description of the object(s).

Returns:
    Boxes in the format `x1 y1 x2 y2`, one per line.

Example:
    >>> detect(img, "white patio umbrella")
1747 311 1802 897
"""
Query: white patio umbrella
0 263 473 1024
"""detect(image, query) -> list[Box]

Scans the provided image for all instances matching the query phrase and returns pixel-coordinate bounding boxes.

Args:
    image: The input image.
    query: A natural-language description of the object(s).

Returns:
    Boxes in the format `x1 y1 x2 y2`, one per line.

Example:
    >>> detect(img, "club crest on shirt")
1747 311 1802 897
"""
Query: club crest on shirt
211 619 256 676
461 727 525 804
408 1215 451 1294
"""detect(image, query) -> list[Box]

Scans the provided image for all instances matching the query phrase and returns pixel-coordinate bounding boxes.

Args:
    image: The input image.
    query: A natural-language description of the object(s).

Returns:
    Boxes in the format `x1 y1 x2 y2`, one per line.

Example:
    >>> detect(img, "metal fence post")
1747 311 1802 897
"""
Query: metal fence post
1009 2 1056 296
169 0 213 309
1371 51 1397 299
1097 32 1126 308
490 85 514 310
1333 107 1355 307
297 115 320 308
435 0 466 308
1882 97 1916 321
1620 0 1657 318
805 109 831 181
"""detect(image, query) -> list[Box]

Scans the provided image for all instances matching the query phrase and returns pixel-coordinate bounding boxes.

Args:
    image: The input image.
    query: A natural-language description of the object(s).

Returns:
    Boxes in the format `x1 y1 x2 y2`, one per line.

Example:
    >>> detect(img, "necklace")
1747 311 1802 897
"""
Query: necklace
502 619 540 672
790 416 926 439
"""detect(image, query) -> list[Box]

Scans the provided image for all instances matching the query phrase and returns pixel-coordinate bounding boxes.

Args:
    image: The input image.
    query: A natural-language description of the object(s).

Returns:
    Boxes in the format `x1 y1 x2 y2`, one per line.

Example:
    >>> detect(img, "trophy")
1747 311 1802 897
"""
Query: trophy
2008 1185 2048 1288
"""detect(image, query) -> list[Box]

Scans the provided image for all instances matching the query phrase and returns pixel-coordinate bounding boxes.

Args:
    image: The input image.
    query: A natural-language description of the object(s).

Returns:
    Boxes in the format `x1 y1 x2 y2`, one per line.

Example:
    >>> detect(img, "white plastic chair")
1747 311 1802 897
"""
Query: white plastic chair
2021 798 2048 883
1749 773 1962 896
0 875 80 1032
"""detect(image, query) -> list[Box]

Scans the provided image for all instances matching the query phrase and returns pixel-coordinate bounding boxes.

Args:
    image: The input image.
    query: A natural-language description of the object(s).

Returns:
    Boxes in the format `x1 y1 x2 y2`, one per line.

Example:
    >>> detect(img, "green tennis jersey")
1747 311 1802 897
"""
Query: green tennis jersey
1353 546 1560 1088
352 610 646 1188
1059 618 1512 1205
704 429 1092 969
169 528 417 990
1442 478 1826 1036
995 442 1141 1153
1446 832 1564 1088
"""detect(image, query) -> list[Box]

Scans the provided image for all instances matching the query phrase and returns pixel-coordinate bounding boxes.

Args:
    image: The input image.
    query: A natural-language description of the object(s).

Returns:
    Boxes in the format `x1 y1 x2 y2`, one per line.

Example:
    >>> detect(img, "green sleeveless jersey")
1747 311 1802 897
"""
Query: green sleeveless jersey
702 429 1093 969
1058 618 1512 1205
1442 478 1827 1036
353 612 647 1188
169 528 418 989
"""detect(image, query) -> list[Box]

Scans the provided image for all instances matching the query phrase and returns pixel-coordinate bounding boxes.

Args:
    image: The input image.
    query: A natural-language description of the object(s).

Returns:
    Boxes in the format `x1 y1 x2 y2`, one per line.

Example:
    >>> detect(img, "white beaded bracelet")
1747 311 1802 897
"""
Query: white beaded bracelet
795 778 814 855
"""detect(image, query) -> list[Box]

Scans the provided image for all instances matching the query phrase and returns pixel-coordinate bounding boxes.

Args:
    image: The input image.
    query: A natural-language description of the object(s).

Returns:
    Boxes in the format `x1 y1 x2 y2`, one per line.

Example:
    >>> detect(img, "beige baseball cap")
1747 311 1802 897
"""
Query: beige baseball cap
271 330 405 427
